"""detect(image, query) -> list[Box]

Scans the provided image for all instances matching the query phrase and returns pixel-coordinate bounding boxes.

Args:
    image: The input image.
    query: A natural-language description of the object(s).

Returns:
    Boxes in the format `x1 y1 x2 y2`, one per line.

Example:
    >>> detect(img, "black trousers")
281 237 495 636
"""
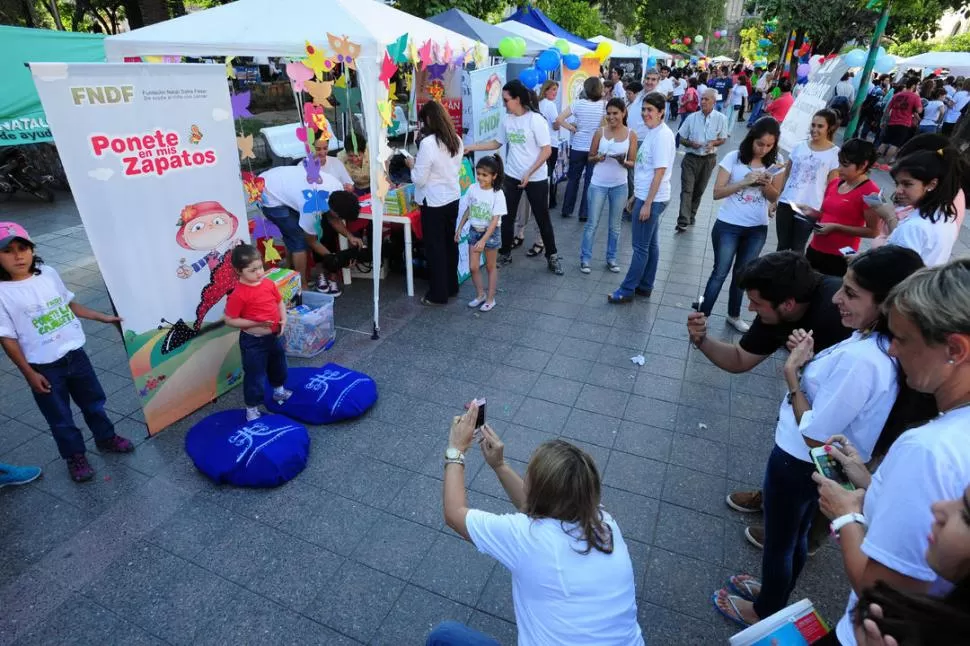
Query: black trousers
502 176 557 257
546 147 560 207
775 202 814 253
806 246 848 277
421 200 460 303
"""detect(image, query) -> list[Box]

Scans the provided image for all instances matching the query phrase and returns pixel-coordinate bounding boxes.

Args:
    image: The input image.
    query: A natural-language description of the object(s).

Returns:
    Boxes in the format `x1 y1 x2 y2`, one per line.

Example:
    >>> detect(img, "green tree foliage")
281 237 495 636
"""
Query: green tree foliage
633 0 724 52
535 0 609 39
889 30 970 56
599 0 637 33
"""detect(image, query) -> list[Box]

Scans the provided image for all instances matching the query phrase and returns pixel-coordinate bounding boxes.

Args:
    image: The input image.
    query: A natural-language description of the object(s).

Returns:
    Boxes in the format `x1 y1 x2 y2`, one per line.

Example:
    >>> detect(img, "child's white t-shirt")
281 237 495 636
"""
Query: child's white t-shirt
460 183 508 229
0 265 86 364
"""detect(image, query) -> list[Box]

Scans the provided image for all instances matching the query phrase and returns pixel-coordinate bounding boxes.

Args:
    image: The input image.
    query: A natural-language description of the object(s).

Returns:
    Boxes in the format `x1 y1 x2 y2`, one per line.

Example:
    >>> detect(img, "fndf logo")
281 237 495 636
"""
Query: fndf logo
70 85 134 106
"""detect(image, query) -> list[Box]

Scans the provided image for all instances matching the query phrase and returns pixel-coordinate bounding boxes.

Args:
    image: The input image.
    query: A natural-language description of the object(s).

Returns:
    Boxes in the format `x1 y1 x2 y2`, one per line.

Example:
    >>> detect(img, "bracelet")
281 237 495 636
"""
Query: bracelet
830 512 867 539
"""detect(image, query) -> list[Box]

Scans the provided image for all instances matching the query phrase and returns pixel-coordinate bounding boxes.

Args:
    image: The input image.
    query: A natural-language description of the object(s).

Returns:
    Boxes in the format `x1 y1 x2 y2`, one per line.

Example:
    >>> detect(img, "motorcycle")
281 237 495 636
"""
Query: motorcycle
0 148 55 203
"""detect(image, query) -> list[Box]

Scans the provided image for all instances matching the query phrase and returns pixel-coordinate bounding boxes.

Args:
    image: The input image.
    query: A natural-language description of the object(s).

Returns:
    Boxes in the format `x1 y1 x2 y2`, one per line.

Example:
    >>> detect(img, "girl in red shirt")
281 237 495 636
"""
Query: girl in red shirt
802 139 880 277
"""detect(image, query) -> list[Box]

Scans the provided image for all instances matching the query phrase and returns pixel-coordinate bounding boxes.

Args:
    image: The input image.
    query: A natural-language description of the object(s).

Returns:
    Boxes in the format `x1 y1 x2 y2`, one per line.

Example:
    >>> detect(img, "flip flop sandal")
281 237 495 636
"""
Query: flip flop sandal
727 575 761 603
525 244 544 257
511 236 525 249
711 590 754 628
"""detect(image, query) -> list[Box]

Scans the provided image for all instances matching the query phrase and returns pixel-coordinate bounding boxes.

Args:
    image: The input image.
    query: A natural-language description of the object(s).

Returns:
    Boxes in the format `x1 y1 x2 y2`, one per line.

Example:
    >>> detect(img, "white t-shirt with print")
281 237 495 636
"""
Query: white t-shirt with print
262 165 342 215
716 150 772 227
0 265 85 364
460 183 508 229
633 122 676 202
779 142 841 209
465 508 644 646
293 172 345 236
886 209 958 267
497 111 552 182
834 408 970 645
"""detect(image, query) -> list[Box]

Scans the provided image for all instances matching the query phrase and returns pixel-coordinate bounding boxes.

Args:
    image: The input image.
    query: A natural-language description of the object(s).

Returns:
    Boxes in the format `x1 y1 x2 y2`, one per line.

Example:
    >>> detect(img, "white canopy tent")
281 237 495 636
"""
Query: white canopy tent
588 36 643 59
104 0 485 336
495 20 593 56
634 43 673 62
900 51 970 76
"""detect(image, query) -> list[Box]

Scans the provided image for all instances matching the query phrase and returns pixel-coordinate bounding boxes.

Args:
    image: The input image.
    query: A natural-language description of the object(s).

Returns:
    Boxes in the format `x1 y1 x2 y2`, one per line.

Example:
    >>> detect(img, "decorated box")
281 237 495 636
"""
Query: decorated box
267 267 301 309
283 291 335 358
383 183 417 216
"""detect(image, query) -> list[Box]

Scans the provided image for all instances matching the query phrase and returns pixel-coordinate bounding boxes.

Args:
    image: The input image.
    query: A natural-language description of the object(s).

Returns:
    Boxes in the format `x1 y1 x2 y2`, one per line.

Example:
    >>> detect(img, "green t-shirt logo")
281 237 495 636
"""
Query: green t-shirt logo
507 130 527 145
32 297 75 336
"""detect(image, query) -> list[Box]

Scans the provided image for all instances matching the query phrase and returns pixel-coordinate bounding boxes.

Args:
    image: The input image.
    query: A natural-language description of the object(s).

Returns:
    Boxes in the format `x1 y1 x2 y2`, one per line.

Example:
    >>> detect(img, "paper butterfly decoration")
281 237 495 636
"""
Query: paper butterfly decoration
452 48 468 69
296 125 315 147
473 45 488 69
304 102 324 126
304 80 333 104
376 100 394 128
303 154 322 184
312 114 331 140
286 61 314 92
189 124 203 144
379 51 398 90
418 40 434 69
230 91 253 119
303 41 331 80
302 188 330 213
387 33 409 64
237 134 255 161
262 238 282 264
327 33 361 70
427 63 448 81
241 172 266 205
225 56 236 79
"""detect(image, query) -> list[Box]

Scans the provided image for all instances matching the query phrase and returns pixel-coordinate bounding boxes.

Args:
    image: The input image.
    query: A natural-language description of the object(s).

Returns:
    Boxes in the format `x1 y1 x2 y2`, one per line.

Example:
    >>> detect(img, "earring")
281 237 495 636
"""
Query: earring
947 359 956 365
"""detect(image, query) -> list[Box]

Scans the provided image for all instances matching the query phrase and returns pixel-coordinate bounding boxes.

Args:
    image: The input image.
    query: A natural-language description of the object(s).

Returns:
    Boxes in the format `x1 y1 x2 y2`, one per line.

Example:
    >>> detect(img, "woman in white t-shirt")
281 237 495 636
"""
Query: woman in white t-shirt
919 88 947 133
581 98 637 274
942 78 970 137
812 258 970 646
776 109 841 252
431 401 645 646
468 80 562 275
538 80 562 210
556 77 607 222
714 246 926 629
609 93 675 303
698 117 784 332
728 77 749 127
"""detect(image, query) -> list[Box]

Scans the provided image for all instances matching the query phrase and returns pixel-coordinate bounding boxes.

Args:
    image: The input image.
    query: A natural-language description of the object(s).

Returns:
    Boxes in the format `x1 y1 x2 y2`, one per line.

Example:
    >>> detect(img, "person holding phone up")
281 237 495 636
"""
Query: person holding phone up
712 246 927 630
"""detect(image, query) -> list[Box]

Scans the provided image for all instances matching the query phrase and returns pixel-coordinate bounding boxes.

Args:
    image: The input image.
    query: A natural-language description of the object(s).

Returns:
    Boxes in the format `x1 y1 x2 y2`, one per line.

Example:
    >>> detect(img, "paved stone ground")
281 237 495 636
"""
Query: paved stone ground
2 123 968 646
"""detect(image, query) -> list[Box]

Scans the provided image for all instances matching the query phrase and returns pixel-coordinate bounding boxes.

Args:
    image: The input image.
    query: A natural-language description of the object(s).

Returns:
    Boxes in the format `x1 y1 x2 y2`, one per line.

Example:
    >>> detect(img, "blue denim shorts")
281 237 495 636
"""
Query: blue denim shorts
261 204 307 252
468 227 500 250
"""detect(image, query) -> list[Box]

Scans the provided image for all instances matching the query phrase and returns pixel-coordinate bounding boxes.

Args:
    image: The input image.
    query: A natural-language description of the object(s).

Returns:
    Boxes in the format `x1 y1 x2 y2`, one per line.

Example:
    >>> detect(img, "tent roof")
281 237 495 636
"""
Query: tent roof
428 8 546 53
496 20 592 55
505 5 596 51
900 51 970 75
588 36 642 59
633 43 672 61
104 0 482 59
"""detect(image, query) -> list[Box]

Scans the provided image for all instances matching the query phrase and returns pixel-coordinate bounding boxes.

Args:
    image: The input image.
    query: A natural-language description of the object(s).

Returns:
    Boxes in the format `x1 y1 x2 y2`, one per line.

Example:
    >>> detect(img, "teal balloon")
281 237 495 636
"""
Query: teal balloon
874 55 895 74
876 46 887 58
537 48 561 72
647 56 657 67
759 38 771 47
498 37 517 58
563 54 581 70
519 67 540 87
844 48 866 67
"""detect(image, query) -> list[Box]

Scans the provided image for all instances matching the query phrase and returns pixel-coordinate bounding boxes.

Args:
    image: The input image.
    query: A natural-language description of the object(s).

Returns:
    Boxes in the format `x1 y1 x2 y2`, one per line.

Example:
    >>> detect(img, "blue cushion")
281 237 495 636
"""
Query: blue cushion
264 364 378 424
185 410 309 487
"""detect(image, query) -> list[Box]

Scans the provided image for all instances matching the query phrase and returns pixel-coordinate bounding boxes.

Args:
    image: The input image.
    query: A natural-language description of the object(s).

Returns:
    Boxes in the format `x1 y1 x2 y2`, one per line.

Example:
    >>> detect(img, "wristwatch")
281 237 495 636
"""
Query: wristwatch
830 512 867 538
444 447 465 467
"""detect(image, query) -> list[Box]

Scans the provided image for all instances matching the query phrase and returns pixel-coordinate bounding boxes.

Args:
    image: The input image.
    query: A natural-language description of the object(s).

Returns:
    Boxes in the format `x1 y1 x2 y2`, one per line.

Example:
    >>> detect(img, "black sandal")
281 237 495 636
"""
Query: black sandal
511 236 525 249
525 243 544 257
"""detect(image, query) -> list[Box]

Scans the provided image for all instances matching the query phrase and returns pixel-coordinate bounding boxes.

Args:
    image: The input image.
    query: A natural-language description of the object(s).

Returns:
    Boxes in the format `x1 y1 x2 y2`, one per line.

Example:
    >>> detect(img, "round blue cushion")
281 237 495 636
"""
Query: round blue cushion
185 410 309 487
264 364 378 425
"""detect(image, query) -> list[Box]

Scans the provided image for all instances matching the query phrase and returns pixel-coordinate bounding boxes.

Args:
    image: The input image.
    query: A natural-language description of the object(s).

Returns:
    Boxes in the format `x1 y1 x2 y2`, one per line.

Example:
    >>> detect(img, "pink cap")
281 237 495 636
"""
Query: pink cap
0 222 33 248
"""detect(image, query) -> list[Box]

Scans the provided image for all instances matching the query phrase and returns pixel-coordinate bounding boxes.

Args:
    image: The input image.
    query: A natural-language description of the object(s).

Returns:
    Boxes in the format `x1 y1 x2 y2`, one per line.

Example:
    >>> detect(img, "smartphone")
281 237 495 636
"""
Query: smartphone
862 192 886 206
839 246 858 257
472 397 486 429
810 446 856 491
812 222 824 231
767 163 787 176
790 203 809 216
690 296 704 312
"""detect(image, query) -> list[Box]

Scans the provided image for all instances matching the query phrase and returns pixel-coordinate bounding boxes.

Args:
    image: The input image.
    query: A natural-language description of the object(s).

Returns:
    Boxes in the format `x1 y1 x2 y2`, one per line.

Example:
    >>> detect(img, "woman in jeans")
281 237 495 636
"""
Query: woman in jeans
581 98 637 274
699 117 783 332
538 80 562 211
608 93 675 303
556 77 606 222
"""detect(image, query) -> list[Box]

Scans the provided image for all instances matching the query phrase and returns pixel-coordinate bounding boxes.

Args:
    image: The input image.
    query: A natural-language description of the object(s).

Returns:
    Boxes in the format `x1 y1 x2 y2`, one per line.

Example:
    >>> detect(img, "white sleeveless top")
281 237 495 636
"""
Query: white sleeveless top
591 127 631 188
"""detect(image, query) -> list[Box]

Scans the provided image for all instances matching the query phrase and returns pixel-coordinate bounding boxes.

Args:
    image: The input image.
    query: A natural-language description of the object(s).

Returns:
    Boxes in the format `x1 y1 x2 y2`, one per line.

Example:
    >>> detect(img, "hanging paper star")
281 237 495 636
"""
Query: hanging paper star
377 100 394 128
387 33 409 64
303 154 322 184
406 39 421 65
327 33 361 70
388 81 398 98
442 43 454 67
302 188 331 213
230 91 252 119
305 80 333 104
237 134 255 160
379 51 398 90
303 41 330 80
225 56 236 79
263 238 282 264
286 61 314 92
427 63 448 81
241 172 265 205
418 40 434 68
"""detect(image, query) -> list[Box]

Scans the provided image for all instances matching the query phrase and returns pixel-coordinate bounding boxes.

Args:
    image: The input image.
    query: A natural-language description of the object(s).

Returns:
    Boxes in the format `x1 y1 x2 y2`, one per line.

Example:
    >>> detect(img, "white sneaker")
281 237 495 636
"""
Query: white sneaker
580 262 591 274
245 407 262 421
468 295 486 308
273 387 293 404
727 316 751 333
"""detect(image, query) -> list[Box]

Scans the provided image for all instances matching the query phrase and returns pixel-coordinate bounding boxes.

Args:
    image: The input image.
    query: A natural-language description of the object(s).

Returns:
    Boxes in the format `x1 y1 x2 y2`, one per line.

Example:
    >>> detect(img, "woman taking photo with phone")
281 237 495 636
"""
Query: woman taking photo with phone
714 245 926 629
698 116 783 333
776 109 841 253
809 258 970 646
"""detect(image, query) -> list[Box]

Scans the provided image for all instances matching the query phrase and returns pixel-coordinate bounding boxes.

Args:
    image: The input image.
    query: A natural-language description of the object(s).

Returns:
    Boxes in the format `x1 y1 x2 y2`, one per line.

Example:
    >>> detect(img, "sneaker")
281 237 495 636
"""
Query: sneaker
675 224 687 233
468 295 486 308
547 255 564 276
0 464 42 489
273 387 293 404
727 490 763 513
95 435 134 453
727 316 751 333
578 216 588 222
607 262 621 273
66 454 94 482
498 252 512 266
745 525 820 556
479 300 496 312
580 262 591 274
634 287 652 297
246 407 262 422
316 277 342 297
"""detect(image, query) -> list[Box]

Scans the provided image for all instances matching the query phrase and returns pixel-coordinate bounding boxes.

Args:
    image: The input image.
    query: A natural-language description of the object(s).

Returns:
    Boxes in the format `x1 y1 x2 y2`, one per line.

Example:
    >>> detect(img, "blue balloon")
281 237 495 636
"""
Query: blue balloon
843 48 866 67
759 38 772 47
563 54 581 70
519 67 540 87
536 48 561 72
690 56 698 64
647 56 657 68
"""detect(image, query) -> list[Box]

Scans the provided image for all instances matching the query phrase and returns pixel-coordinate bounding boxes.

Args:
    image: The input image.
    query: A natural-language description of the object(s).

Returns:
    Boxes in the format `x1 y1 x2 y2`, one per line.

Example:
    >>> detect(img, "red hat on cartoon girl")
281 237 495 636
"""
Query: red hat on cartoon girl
175 201 239 249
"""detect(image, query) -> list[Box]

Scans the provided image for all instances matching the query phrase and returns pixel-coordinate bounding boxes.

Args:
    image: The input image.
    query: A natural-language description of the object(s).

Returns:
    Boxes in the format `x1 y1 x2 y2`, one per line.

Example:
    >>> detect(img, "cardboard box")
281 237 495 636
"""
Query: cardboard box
266 268 301 308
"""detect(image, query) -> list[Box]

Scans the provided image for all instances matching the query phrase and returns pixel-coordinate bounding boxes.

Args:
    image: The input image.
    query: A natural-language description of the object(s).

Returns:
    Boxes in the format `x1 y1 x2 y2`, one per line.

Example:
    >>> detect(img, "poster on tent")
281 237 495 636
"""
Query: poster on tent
463 63 507 163
31 63 248 435
416 66 463 137
779 57 849 152
561 57 601 109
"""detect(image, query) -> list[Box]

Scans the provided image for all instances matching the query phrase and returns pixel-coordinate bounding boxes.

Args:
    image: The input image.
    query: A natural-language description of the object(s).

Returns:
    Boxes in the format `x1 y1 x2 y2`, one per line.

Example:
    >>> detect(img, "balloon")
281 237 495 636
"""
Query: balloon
876 46 887 59
672 38 680 45
797 62 810 78
498 37 517 58
843 48 866 67
690 56 698 64
536 48 561 72
594 41 612 60
563 53 581 70
554 38 570 55
874 55 895 74
851 74 862 89
514 37 527 57
683 37 692 45
759 38 771 47
695 35 703 43
647 56 657 68
519 67 539 88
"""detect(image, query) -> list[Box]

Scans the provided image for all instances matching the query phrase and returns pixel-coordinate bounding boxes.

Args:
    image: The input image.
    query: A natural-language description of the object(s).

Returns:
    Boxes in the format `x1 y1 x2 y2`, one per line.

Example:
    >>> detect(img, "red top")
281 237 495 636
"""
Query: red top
224 278 283 333
810 178 880 255
765 93 794 123
886 91 922 127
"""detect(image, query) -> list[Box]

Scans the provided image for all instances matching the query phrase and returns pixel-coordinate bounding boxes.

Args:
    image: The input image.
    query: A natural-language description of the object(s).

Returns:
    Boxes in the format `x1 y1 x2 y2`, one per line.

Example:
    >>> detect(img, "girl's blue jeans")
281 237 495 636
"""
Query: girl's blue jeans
701 220 767 318
581 183 626 265
617 199 668 296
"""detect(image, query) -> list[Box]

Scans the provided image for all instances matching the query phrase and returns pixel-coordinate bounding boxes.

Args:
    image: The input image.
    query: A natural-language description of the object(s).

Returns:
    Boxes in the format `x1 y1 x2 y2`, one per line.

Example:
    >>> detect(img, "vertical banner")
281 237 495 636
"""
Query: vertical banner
31 63 248 435
561 57 601 109
464 63 507 163
416 66 462 135
779 58 848 152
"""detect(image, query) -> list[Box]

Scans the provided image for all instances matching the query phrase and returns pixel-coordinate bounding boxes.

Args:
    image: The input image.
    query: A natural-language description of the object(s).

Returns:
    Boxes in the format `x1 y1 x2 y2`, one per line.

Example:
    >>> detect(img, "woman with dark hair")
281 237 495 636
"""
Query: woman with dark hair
698 116 783 332
467 80 562 274
430 401 645 645
337 130 370 194
556 77 606 222
813 259 970 646
715 245 927 629
407 100 464 305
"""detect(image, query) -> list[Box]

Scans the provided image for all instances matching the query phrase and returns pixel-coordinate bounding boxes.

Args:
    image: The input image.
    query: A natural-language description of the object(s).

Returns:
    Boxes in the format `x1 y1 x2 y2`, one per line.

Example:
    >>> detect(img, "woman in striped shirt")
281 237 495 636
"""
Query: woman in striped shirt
556 77 606 223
